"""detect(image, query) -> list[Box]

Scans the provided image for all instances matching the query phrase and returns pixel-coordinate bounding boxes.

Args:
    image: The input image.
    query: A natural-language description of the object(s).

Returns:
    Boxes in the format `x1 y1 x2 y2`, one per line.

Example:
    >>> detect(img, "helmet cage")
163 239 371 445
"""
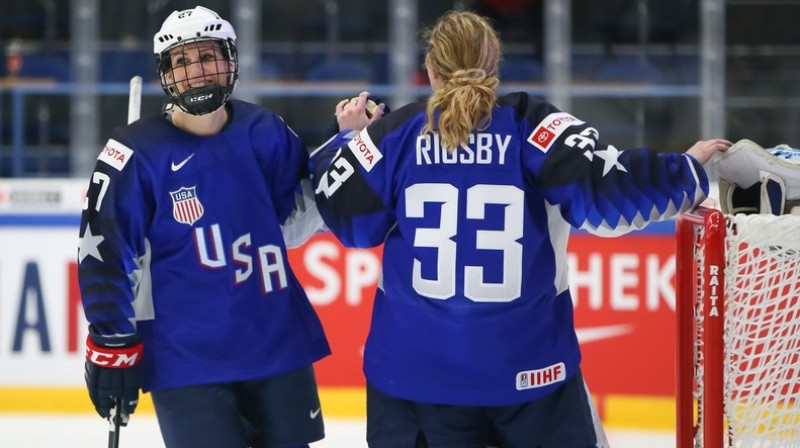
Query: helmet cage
156 37 239 115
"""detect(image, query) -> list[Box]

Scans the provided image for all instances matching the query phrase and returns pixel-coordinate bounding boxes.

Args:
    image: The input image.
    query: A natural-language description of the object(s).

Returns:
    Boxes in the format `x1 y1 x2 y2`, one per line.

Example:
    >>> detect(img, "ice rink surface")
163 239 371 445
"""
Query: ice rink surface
0 414 674 447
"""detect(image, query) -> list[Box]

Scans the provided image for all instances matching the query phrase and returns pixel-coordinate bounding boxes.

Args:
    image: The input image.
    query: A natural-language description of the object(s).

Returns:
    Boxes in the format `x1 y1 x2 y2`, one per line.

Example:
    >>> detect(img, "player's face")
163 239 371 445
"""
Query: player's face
166 41 232 93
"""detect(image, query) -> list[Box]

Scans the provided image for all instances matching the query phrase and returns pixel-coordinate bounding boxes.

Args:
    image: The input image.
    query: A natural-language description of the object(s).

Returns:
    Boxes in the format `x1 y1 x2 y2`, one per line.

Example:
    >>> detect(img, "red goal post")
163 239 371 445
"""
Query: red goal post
676 206 800 448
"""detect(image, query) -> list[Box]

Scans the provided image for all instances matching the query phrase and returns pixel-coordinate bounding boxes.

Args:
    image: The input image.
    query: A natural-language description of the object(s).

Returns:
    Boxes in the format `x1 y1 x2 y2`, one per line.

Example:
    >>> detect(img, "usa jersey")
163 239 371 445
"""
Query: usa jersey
78 99 330 392
310 92 707 406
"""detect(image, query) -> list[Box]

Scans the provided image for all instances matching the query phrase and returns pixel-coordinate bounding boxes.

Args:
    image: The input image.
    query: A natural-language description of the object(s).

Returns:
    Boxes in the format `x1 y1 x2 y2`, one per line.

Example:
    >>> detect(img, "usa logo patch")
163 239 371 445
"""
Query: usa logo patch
170 186 204 226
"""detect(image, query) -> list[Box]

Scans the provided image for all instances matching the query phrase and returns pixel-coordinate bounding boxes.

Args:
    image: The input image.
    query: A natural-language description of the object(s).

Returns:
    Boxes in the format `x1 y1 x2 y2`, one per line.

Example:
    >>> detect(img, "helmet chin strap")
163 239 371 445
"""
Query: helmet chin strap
174 85 227 115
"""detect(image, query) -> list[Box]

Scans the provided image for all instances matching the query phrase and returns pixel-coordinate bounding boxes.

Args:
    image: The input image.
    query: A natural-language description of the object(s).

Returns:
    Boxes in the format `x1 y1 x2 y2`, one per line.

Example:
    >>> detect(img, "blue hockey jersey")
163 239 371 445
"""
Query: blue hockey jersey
78 100 330 392
310 92 707 406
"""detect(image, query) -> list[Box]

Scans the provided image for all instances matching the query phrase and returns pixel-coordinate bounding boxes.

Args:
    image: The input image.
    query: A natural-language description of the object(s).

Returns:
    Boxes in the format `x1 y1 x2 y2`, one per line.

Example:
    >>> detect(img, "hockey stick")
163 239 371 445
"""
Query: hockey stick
108 397 123 448
128 75 143 124
105 75 144 448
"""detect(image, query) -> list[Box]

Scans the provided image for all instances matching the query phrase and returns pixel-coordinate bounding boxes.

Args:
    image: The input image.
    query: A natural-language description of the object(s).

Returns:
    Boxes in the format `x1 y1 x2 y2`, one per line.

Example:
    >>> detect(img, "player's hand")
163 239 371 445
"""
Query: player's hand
84 326 143 424
685 138 733 165
324 94 390 139
335 91 386 132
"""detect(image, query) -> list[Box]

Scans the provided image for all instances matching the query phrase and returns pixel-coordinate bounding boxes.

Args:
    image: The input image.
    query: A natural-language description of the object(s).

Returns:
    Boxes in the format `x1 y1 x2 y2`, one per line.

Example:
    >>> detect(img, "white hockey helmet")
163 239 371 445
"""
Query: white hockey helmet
153 6 236 54
153 6 238 115
717 139 800 215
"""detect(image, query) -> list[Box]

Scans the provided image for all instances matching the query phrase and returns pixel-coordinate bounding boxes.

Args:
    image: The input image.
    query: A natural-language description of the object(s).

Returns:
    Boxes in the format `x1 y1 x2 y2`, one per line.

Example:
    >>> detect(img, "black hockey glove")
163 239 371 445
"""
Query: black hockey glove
84 325 143 423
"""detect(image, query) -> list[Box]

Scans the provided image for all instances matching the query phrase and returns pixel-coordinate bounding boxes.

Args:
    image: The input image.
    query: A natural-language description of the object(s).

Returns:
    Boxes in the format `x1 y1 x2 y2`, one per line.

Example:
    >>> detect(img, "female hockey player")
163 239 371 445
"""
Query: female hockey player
315 10 732 448
78 6 331 448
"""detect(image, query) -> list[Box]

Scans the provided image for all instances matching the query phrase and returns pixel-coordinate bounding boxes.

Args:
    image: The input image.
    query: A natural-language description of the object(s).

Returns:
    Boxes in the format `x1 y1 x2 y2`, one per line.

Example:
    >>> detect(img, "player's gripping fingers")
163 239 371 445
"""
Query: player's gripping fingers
335 98 350 115
702 138 733 153
85 361 142 421
352 91 370 112
85 361 113 418
336 91 373 132
686 138 733 164
342 92 369 116
121 366 142 417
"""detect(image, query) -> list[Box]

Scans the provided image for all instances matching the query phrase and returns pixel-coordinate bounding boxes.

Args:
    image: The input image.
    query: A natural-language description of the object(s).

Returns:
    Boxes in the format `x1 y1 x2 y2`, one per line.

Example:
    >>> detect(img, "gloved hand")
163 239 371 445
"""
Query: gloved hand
84 325 143 423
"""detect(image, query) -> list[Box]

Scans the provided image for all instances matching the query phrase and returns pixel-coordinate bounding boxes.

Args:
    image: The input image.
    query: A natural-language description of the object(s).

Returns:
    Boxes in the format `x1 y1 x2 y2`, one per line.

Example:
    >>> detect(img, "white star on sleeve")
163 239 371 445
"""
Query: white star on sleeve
593 144 629 176
78 223 105 263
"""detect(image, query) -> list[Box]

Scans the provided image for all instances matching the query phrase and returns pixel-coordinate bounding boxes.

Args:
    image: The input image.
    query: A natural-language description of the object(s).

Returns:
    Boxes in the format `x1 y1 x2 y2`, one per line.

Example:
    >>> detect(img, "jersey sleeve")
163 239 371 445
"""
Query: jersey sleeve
78 133 153 337
518 96 708 236
280 177 327 249
256 113 311 225
309 127 396 248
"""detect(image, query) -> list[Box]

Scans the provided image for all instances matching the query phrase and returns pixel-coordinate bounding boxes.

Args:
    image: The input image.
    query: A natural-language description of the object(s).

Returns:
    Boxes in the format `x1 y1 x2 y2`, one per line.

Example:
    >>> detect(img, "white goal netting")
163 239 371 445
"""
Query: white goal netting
693 213 800 448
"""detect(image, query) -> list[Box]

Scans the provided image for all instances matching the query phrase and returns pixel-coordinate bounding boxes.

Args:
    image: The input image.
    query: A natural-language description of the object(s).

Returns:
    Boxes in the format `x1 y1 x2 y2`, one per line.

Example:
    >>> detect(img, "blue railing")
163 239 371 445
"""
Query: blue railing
0 81 701 178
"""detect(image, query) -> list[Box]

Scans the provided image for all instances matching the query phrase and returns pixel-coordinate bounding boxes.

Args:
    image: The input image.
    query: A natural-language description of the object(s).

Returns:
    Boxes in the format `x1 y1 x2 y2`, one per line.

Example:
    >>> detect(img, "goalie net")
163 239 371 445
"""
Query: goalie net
676 207 800 448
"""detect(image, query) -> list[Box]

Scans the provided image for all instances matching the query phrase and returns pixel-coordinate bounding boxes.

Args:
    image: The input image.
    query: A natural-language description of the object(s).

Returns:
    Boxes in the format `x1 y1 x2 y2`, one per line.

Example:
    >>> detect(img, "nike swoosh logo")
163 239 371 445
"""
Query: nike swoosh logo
575 324 633 344
309 407 321 419
171 153 195 171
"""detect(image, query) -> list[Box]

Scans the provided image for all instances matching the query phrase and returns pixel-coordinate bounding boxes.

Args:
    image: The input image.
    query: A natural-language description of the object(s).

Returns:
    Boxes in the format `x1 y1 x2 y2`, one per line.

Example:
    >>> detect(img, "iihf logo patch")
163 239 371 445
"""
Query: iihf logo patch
515 362 566 390
170 186 204 226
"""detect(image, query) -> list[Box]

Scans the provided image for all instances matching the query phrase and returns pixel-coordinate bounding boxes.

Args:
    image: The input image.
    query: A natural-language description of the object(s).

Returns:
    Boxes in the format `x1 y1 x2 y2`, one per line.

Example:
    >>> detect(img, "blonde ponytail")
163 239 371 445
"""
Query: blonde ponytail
420 11 501 152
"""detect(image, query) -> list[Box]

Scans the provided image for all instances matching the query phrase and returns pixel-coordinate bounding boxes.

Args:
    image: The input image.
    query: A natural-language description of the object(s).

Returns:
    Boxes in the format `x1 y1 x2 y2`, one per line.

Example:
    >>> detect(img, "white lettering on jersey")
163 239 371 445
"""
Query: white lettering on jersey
98 139 134 171
416 133 511 165
316 156 354 198
258 244 288 293
564 127 599 151
194 224 289 295
232 233 253 284
516 362 567 390
348 129 382 172
195 224 226 268
527 112 585 154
